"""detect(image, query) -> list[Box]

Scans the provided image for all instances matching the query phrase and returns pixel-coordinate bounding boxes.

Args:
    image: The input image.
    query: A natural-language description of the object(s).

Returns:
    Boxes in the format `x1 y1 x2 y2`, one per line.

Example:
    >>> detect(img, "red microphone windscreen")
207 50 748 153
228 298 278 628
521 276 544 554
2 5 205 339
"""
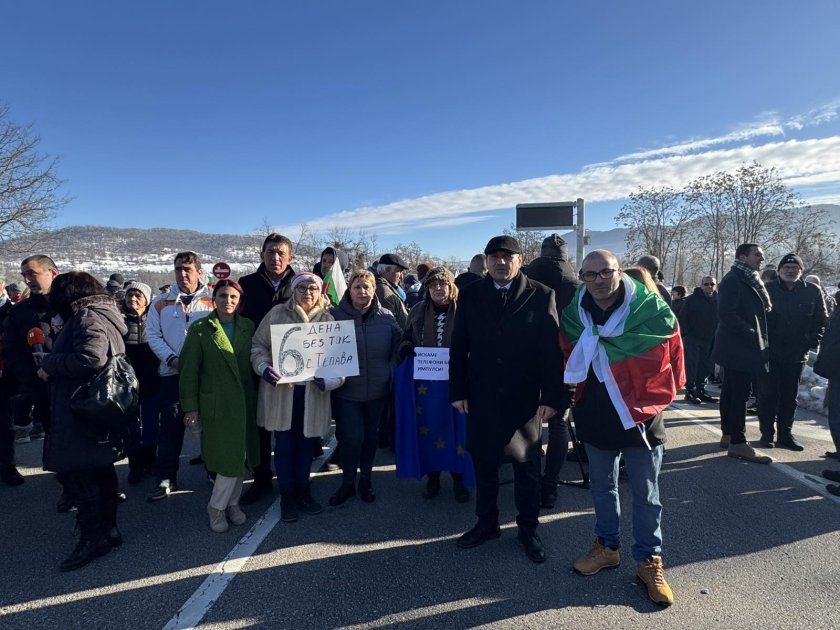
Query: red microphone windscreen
27 328 46 347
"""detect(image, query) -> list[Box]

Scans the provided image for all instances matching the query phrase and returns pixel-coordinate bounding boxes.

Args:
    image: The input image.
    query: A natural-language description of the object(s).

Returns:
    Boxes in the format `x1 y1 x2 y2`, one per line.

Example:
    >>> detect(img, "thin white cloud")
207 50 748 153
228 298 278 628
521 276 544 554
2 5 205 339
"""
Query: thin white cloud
278 101 840 238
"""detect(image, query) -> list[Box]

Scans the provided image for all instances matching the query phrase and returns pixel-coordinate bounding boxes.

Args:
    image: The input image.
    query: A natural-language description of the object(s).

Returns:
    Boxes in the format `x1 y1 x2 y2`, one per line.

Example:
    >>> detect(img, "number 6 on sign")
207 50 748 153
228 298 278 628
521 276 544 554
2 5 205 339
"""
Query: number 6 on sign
269 321 360 384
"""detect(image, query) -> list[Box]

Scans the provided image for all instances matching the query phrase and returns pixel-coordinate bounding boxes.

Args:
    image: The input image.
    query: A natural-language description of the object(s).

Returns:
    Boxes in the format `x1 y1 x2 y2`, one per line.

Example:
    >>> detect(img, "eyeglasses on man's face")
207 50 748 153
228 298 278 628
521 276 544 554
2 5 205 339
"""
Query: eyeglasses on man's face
579 268 619 282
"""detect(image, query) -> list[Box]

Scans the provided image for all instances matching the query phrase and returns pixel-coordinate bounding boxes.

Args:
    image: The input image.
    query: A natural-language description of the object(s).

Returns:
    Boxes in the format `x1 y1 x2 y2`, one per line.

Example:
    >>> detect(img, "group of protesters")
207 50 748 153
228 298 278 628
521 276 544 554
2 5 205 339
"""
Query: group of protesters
1 231 839 610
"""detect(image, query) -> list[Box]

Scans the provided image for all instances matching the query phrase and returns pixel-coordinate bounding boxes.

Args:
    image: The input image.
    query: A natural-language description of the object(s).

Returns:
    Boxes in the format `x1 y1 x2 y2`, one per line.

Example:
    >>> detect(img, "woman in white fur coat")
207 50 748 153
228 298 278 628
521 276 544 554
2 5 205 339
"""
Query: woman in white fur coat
251 272 343 522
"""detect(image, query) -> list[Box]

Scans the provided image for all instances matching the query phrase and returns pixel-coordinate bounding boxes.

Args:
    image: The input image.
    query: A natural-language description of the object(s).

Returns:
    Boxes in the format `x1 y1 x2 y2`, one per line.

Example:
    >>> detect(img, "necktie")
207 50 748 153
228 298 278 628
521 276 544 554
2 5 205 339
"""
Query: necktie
499 287 509 305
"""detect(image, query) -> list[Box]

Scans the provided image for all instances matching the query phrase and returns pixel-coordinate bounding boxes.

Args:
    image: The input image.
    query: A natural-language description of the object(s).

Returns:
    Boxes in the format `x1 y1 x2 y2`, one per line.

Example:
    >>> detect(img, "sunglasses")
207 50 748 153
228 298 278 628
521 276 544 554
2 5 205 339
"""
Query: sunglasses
702 283 716 287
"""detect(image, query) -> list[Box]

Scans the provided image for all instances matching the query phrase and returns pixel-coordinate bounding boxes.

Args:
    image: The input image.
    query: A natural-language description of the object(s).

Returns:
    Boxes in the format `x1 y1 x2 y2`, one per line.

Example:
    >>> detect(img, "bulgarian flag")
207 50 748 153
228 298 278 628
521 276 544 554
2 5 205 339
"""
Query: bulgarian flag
560 275 685 430
322 265 348 306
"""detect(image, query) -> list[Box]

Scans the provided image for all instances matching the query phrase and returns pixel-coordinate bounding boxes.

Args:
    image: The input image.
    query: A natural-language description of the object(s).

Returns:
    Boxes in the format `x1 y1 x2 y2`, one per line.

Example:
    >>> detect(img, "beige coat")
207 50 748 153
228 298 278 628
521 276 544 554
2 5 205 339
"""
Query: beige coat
250 296 340 437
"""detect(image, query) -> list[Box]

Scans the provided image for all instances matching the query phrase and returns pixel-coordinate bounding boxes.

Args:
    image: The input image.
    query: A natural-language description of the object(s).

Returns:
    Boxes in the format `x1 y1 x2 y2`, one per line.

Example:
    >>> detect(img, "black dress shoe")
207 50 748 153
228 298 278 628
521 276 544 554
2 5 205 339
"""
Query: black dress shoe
0 467 24 486
684 392 702 405
697 392 718 403
518 531 546 563
822 469 840 483
776 435 804 451
104 526 123 548
57 492 75 512
456 523 501 549
452 475 470 503
59 536 111 572
329 483 356 506
239 481 273 506
825 451 840 460
540 479 558 509
280 492 299 523
295 492 324 515
828 484 840 496
358 478 376 503
422 474 441 499
758 435 775 448
189 455 204 466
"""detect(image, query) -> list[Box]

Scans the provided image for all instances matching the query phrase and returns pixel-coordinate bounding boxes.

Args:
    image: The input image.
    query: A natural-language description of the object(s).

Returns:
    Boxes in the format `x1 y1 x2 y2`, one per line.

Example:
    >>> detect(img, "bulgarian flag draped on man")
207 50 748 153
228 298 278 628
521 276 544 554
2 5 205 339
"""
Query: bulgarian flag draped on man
560 274 685 432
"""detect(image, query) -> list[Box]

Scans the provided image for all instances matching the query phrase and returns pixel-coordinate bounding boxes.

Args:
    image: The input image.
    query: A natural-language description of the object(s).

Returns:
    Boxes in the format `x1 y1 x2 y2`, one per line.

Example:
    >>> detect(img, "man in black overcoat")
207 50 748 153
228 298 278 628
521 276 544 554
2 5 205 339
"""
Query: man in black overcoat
450 235 567 563
237 232 296 504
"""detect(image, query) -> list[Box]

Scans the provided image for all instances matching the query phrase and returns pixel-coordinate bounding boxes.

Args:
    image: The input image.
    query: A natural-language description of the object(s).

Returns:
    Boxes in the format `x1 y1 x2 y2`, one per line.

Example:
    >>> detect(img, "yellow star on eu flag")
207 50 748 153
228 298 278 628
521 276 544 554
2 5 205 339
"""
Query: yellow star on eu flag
436 439 446 449
419 426 430 436
417 384 428 396
456 446 465 456
416 405 423 415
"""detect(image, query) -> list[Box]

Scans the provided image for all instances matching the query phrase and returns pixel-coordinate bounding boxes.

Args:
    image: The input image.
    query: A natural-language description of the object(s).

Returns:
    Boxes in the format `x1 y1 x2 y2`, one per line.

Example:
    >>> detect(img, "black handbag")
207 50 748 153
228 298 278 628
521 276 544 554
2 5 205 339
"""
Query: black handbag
70 338 139 432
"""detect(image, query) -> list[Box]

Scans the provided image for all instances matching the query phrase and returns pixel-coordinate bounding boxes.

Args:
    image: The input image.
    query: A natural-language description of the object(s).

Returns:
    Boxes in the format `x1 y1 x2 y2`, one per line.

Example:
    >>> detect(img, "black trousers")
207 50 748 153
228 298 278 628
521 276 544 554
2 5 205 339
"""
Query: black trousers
334 396 387 485
251 427 275 487
542 409 570 484
474 457 540 534
0 376 14 471
758 360 804 438
683 337 713 392
720 367 754 444
59 465 118 538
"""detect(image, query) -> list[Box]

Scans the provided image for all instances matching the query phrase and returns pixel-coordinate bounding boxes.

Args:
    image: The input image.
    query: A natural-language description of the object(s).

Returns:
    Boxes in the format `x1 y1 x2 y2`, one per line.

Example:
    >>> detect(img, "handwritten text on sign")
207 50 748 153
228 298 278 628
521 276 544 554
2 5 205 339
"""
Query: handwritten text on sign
270 321 360 383
413 347 449 381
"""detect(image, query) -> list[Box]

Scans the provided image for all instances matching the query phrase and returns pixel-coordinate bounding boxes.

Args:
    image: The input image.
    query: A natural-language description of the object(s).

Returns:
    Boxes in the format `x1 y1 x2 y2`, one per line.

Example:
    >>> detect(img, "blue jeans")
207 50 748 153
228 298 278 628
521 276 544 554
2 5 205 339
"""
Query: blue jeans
829 379 840 452
584 442 664 562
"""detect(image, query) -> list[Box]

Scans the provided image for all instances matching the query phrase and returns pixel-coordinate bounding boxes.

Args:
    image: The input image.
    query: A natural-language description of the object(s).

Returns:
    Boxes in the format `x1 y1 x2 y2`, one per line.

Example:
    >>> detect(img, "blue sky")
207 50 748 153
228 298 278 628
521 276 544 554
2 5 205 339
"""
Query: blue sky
3 1 840 259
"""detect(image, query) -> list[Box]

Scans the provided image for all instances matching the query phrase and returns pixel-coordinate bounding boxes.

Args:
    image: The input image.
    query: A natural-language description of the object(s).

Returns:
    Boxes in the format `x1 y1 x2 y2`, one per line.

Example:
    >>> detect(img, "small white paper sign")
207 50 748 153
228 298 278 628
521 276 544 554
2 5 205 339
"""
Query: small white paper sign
270 321 360 383
413 347 450 381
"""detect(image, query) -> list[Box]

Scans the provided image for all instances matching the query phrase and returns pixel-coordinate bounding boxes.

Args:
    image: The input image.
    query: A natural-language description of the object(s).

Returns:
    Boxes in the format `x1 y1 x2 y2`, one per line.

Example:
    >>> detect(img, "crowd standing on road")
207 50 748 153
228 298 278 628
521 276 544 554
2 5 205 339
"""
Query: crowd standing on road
2 232 840 611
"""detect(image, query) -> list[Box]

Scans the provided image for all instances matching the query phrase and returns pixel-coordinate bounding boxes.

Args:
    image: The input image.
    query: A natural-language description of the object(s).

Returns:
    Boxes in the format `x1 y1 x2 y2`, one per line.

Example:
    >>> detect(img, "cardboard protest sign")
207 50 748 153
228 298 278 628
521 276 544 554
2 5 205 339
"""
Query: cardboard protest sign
413 347 449 381
270 321 359 383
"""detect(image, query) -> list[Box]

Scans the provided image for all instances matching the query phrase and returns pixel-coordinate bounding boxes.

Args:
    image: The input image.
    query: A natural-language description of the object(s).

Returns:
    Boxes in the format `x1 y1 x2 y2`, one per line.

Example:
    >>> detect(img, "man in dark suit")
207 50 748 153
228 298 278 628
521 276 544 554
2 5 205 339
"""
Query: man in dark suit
450 235 566 563
237 233 296 504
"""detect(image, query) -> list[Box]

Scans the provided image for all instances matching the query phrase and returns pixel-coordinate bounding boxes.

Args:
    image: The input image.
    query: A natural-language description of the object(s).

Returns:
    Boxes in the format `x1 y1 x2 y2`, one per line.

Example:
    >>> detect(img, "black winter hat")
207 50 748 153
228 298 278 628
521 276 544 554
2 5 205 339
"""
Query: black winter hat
540 233 568 258
777 253 804 270
109 272 125 285
484 235 522 255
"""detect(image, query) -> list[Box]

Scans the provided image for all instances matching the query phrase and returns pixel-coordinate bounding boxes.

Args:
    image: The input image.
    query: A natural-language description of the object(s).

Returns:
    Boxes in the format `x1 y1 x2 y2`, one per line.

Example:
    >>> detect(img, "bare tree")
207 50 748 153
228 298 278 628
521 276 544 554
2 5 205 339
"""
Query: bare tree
321 227 379 271
615 187 700 285
0 102 68 254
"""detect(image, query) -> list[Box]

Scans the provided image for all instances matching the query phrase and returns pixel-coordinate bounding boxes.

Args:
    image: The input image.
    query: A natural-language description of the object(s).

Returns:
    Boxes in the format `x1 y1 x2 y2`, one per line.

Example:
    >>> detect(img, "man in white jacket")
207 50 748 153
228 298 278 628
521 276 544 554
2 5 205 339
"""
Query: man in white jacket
146 251 213 501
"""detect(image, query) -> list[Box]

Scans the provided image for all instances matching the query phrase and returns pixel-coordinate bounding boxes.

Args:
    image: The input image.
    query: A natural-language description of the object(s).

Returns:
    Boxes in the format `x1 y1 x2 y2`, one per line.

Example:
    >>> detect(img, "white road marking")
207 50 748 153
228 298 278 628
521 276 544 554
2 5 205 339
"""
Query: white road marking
668 406 840 505
162 434 340 629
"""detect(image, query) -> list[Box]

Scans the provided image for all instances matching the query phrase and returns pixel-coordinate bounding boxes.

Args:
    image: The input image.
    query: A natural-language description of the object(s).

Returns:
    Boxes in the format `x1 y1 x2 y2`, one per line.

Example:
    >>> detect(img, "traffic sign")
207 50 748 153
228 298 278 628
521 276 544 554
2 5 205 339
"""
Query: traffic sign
212 262 231 280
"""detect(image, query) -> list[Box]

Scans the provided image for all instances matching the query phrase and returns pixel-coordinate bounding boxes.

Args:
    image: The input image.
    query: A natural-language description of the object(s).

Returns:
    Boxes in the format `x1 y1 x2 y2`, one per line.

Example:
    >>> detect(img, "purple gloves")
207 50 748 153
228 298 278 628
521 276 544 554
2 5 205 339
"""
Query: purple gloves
262 366 282 386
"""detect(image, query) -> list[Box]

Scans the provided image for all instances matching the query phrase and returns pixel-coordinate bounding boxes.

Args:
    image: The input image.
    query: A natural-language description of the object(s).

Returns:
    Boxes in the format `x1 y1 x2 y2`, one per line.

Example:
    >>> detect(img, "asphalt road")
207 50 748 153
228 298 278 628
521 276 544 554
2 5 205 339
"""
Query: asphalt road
1 393 839 630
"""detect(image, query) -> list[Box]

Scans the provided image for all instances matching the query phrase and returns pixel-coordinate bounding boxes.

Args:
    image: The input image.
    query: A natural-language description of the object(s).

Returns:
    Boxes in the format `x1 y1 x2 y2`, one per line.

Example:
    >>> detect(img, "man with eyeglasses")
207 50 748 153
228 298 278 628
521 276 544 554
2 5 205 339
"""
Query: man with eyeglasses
678 276 719 404
450 235 566 564
562 250 683 606
238 233 297 504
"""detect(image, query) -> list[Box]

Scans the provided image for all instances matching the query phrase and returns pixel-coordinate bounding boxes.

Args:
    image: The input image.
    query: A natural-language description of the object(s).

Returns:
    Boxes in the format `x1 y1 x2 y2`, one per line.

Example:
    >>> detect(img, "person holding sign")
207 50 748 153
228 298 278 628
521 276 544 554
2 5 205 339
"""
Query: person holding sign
250 272 343 523
179 280 260 533
329 270 402 506
396 266 473 502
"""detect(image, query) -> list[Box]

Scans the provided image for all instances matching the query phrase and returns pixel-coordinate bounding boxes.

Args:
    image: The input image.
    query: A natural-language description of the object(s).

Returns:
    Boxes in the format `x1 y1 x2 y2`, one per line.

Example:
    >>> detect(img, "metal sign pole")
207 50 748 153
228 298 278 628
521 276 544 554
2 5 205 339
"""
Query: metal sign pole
576 198 585 266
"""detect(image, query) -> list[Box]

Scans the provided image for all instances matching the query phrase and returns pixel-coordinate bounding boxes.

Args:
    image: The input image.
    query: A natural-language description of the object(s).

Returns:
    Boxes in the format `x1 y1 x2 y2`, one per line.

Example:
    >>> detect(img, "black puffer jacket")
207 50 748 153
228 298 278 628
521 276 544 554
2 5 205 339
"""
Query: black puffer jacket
678 288 718 342
766 278 827 364
123 310 161 398
40 295 128 473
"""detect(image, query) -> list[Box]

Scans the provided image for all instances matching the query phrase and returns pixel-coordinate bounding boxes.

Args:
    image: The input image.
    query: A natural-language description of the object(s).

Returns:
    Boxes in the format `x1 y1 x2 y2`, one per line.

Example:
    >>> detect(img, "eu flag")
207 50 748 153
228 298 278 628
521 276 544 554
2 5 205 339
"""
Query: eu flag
394 357 475 486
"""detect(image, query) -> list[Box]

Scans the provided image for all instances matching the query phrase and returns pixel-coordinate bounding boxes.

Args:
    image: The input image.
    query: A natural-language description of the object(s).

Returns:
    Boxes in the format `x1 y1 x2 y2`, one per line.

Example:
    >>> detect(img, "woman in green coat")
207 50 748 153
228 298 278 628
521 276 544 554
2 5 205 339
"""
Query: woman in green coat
179 279 259 533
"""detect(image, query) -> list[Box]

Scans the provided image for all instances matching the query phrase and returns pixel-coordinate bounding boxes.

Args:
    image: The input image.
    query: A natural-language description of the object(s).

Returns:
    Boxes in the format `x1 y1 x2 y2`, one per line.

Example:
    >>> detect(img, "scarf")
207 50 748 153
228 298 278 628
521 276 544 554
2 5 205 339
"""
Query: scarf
561 275 682 430
733 259 772 312
421 299 456 348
